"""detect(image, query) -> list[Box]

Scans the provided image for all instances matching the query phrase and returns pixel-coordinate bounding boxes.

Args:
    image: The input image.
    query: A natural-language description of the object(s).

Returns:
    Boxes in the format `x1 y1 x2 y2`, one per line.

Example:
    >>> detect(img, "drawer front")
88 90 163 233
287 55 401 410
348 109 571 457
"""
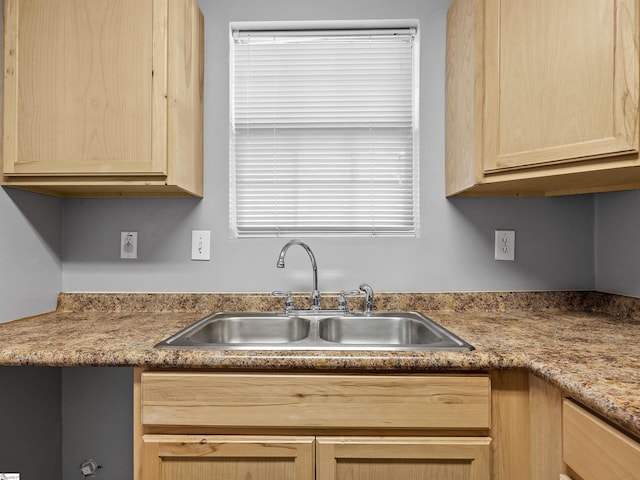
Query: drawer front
563 399 640 480
141 373 491 430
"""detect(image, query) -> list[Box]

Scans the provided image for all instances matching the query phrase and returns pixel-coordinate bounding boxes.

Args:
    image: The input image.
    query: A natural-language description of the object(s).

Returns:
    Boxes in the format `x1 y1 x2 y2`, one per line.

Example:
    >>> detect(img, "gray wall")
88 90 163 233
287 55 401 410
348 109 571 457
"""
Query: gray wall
0 188 62 323
61 0 595 295
61 368 133 480
594 190 640 297
0 367 62 478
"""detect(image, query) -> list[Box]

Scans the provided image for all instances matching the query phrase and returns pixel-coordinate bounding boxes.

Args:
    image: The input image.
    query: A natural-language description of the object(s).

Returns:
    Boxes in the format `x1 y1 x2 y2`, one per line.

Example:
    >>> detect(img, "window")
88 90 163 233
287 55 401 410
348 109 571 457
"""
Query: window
229 21 419 238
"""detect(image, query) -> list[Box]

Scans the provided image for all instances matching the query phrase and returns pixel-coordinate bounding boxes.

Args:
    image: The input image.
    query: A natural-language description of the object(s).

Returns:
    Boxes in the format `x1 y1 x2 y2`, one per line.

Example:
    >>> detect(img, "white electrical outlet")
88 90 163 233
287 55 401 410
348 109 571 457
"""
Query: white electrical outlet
120 231 138 259
191 230 211 261
495 230 515 261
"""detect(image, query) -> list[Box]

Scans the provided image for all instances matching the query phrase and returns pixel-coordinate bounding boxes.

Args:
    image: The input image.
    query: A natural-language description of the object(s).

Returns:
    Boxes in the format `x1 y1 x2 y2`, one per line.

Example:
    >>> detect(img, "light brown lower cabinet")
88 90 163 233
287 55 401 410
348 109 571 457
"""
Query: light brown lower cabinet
141 434 491 480
136 369 640 480
136 371 492 480
142 435 315 480
316 436 491 480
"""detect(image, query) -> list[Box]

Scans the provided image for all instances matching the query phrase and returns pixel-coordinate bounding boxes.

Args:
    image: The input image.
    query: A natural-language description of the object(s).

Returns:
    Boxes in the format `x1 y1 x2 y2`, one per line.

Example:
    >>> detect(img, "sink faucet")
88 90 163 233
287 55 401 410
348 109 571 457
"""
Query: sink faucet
276 240 321 310
359 283 374 313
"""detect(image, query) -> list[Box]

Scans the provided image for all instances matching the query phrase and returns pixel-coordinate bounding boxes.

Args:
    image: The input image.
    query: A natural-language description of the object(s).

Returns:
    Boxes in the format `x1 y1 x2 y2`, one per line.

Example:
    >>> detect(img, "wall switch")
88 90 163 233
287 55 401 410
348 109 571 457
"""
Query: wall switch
120 232 138 259
191 230 211 261
495 229 515 261
0 475 20 480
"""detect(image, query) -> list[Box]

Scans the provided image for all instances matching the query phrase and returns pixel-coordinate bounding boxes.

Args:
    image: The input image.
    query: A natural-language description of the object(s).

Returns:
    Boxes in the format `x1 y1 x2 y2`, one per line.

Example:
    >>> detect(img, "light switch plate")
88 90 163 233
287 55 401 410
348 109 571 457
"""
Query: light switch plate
191 230 211 261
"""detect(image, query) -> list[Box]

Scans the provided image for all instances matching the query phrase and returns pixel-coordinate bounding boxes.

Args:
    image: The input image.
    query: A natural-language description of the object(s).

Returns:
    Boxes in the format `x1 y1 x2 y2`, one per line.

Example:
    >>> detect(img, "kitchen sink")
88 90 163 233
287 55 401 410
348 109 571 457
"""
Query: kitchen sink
319 313 443 345
185 313 310 344
155 311 474 352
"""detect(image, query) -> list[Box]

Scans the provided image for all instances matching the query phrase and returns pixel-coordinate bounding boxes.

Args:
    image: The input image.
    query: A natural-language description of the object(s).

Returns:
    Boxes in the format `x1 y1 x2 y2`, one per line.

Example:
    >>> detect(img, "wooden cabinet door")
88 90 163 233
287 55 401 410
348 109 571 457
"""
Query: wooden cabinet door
142 435 315 480
316 437 491 480
2 0 167 177
483 0 639 172
563 400 640 480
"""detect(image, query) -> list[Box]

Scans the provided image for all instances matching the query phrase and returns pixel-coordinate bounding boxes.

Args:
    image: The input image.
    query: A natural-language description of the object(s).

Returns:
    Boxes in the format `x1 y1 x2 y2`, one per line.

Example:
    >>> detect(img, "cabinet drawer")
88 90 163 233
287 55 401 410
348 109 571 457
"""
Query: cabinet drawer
141 373 491 430
563 399 640 480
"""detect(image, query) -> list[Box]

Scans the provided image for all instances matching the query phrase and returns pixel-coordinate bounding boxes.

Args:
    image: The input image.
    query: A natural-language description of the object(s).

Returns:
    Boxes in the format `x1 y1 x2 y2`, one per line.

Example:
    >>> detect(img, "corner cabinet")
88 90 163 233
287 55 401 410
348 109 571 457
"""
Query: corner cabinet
1 0 204 197
446 0 640 196
135 371 492 480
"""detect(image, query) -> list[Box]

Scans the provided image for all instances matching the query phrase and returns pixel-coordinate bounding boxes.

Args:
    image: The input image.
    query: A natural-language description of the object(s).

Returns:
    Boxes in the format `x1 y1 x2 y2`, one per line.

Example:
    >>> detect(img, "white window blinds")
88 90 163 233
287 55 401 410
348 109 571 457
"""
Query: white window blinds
230 24 419 238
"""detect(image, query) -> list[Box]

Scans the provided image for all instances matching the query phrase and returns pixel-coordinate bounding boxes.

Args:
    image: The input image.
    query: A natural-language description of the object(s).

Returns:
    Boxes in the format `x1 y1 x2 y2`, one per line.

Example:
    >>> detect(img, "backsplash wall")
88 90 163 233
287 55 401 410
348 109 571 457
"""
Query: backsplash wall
0 188 62 323
61 0 595 295
595 190 640 298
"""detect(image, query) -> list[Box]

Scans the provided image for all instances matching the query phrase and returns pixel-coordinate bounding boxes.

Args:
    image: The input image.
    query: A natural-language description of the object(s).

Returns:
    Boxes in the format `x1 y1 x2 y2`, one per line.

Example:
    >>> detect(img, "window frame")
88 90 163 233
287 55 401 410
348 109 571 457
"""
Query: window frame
229 20 420 239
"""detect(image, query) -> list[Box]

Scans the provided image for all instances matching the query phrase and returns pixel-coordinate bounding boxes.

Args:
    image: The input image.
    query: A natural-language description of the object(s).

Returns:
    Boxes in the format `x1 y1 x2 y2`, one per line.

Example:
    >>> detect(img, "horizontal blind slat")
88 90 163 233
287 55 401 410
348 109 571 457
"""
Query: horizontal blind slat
230 25 419 238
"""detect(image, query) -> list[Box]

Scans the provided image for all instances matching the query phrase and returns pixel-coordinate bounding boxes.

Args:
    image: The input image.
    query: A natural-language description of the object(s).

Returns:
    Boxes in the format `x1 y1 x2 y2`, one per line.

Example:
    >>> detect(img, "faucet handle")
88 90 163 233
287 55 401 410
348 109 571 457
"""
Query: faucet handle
272 291 294 312
338 289 361 311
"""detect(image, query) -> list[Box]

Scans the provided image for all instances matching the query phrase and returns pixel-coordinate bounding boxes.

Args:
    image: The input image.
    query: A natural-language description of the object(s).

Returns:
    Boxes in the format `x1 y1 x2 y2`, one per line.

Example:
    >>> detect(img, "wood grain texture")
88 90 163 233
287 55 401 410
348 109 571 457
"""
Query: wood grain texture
446 0 640 197
316 436 491 480
142 435 315 480
445 0 484 196
563 399 640 480
166 0 204 196
141 372 491 430
7 0 155 174
529 373 566 480
134 368 144 480
1 0 203 197
484 0 639 171
490 370 530 480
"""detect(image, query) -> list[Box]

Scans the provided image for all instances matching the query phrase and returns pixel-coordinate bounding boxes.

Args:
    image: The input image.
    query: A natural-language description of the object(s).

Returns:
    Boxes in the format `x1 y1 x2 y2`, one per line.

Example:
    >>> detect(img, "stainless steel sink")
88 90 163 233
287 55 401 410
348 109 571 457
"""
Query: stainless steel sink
319 313 443 345
187 313 310 344
155 311 474 352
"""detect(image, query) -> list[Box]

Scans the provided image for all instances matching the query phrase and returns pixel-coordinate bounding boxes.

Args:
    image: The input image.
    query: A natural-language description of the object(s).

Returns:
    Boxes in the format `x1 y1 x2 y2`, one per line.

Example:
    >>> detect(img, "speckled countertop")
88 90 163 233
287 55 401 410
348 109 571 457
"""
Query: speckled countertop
0 291 639 438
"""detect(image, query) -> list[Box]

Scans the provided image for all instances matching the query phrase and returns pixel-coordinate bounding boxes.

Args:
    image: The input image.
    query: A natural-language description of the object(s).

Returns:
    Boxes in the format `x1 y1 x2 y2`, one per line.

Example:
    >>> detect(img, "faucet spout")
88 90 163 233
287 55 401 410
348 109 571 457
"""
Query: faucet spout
276 239 321 310
359 283 374 313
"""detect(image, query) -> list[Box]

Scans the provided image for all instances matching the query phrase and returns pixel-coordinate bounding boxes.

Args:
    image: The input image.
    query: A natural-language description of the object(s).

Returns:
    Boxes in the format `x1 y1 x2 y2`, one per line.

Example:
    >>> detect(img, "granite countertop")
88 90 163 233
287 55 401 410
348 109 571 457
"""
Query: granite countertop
0 291 639 439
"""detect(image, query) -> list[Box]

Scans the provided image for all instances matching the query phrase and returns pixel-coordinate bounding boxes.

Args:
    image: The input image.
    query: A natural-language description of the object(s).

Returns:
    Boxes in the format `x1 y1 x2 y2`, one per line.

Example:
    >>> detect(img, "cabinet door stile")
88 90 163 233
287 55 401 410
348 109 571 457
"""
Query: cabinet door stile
2 0 19 175
151 0 169 177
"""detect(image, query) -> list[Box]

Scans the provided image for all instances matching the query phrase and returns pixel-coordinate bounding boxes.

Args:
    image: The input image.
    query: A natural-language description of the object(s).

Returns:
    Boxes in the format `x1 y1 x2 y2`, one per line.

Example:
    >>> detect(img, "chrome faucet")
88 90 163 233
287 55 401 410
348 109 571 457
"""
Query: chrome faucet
276 240 321 310
359 283 374 313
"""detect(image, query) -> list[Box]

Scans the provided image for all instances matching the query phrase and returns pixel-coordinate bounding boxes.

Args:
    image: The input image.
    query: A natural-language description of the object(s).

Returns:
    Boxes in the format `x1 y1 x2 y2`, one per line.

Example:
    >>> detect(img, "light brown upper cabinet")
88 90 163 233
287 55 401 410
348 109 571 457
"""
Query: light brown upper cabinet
446 0 640 196
1 0 204 197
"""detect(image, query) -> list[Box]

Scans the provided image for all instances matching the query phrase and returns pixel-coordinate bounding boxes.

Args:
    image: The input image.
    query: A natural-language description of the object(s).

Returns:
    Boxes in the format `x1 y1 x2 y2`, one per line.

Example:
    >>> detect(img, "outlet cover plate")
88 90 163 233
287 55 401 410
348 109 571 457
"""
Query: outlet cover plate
495 229 515 261
120 231 138 259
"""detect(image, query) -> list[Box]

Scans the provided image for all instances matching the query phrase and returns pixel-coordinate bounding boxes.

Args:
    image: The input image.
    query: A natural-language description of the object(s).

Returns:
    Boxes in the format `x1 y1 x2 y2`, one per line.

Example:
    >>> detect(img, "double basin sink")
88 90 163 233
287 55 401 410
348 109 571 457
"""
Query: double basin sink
155 311 474 352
